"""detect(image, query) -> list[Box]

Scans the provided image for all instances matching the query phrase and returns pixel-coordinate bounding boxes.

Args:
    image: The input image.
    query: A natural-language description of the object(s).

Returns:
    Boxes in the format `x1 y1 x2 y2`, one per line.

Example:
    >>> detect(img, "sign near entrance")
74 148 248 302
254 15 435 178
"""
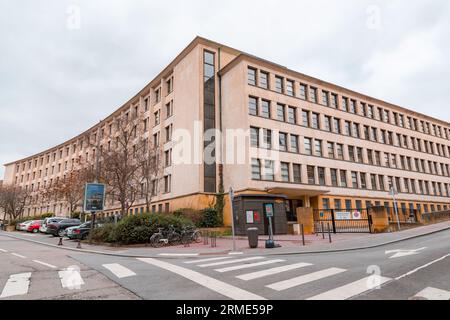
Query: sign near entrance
246 211 254 224
352 211 362 220
84 183 106 212
264 204 274 218
335 212 352 220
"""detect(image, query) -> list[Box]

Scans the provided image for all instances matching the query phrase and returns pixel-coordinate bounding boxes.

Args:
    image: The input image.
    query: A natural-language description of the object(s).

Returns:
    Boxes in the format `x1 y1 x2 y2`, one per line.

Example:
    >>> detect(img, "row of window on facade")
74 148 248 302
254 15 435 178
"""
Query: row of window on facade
247 67 450 141
250 126 450 179
250 159 450 198
248 96 450 159
320 198 448 215
15 80 175 176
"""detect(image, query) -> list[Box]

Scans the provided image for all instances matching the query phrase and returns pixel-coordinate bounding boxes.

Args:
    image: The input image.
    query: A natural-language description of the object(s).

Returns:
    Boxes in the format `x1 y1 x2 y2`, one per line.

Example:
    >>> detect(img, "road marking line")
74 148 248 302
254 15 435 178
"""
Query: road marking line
184 257 233 264
102 263 136 279
229 252 244 255
237 262 313 281
266 268 347 291
59 268 85 289
11 253 26 259
0 248 7 253
138 258 266 300
199 257 265 268
32 260 57 269
395 253 450 281
215 260 285 273
0 273 32 299
307 275 392 300
158 253 199 257
413 287 450 300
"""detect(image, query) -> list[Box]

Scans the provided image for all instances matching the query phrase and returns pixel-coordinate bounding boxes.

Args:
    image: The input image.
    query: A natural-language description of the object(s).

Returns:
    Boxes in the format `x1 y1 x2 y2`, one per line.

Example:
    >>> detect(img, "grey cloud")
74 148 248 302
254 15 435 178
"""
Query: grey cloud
1 0 449 178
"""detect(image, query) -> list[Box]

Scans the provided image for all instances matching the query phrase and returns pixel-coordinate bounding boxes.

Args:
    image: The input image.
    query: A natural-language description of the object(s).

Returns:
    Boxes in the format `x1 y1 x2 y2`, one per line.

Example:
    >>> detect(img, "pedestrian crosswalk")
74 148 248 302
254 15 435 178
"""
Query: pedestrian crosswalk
2 255 449 300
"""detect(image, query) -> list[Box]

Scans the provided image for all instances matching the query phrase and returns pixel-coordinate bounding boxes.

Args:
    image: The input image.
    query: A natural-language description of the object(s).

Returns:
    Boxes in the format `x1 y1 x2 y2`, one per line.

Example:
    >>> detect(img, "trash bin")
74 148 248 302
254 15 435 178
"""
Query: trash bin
247 227 259 249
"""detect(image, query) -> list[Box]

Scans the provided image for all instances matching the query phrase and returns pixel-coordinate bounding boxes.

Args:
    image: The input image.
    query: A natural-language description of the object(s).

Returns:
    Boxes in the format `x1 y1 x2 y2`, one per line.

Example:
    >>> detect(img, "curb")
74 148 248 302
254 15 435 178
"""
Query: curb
1 225 449 259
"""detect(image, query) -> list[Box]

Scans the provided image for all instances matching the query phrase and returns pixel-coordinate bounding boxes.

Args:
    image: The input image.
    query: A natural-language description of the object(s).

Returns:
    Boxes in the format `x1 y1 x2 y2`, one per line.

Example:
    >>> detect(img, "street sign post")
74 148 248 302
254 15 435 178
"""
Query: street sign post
389 186 401 231
229 188 237 253
84 183 106 243
264 203 275 249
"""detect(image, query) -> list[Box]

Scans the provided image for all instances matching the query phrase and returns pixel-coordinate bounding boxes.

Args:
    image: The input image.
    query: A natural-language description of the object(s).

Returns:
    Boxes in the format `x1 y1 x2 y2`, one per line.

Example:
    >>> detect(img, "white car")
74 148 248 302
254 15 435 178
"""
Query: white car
19 220 34 231
40 217 66 234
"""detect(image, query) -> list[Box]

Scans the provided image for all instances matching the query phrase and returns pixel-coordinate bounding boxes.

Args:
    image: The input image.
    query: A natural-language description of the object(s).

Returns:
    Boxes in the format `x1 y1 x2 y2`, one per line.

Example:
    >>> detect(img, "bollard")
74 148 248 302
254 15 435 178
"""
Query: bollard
301 224 305 246
321 222 325 239
77 239 82 249
203 231 209 245
58 237 63 246
210 232 217 248
328 223 332 243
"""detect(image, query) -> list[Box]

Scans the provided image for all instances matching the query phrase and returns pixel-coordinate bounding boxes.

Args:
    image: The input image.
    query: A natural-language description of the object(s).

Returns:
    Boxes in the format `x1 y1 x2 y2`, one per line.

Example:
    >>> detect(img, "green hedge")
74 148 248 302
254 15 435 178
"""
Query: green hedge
198 208 221 228
91 213 194 245
10 213 54 225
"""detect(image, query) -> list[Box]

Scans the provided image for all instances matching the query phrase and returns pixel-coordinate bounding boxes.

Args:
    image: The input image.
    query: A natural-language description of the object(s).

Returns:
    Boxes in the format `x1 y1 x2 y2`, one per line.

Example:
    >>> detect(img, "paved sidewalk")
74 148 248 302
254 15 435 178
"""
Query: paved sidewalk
1 221 449 257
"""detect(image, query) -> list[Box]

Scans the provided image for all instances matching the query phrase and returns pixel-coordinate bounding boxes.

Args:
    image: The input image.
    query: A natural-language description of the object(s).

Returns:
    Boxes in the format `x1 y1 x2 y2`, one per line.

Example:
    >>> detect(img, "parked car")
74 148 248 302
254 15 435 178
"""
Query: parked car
47 219 82 237
40 217 65 234
18 220 34 231
67 222 102 240
26 220 43 233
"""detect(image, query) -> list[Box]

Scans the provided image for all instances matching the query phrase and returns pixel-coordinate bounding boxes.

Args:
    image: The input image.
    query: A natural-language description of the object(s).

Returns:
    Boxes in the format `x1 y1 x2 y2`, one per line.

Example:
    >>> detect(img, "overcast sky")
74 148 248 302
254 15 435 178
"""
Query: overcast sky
1 0 449 178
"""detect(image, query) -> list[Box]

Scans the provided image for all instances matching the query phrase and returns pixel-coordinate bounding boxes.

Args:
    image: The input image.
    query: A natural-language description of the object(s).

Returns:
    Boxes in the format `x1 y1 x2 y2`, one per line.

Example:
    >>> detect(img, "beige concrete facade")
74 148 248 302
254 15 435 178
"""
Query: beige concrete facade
2 37 450 225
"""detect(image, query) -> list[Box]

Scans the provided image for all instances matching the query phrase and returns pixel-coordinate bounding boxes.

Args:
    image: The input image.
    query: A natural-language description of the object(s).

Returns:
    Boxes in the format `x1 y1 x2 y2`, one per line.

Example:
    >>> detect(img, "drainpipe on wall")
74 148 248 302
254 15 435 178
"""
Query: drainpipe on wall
217 47 225 223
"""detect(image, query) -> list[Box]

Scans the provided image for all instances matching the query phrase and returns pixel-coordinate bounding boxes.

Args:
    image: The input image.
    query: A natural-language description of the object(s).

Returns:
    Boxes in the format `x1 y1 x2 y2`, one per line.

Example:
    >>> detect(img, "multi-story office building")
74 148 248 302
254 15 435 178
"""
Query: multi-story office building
3 37 450 230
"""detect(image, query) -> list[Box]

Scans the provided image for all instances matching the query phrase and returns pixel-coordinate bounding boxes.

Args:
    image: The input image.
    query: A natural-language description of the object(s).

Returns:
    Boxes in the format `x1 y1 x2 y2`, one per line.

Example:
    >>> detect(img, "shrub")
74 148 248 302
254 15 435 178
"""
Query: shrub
173 208 203 226
199 208 221 228
91 213 194 245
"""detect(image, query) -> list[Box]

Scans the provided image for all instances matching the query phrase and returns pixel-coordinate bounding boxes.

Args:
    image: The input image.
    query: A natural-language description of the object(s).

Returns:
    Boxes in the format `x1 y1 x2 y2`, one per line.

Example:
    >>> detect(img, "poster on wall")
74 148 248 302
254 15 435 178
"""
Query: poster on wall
246 211 254 224
253 211 261 223
335 212 352 220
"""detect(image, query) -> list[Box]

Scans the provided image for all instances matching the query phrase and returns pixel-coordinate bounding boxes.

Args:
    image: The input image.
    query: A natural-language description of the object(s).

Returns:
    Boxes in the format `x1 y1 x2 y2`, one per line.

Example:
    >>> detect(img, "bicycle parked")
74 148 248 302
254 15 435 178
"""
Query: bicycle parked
180 225 202 245
149 225 181 247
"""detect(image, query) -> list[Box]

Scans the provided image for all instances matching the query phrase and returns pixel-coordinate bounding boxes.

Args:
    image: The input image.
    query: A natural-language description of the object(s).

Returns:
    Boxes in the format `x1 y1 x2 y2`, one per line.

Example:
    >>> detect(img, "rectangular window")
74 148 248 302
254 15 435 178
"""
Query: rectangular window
261 100 270 118
351 172 359 188
311 113 320 129
318 167 326 186
277 104 285 121
264 160 275 181
287 107 296 124
299 84 307 100
322 91 329 106
324 116 331 132
279 132 287 151
286 80 294 96
290 135 299 153
248 67 256 85
293 164 301 183
336 144 344 160
340 170 347 187
342 97 348 112
309 87 317 103
360 173 367 189
334 118 341 134
315 140 323 157
275 76 283 93
304 137 312 155
281 162 290 182
250 127 259 147
331 169 338 187
259 71 269 89
307 166 316 184
302 110 310 127
248 97 258 115
263 129 272 149
331 94 338 108
251 159 261 180
327 142 335 159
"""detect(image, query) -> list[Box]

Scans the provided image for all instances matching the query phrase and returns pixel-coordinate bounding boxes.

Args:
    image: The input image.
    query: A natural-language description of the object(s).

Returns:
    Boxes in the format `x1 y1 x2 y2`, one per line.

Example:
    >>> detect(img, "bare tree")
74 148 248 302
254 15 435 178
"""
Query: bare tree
0 184 32 221
137 139 162 213
41 164 94 217
94 110 154 216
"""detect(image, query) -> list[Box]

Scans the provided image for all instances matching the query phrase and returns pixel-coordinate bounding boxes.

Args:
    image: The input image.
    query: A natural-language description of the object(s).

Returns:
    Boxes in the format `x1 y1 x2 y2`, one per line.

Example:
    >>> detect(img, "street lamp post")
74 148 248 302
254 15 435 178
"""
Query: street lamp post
390 185 401 231
229 187 237 253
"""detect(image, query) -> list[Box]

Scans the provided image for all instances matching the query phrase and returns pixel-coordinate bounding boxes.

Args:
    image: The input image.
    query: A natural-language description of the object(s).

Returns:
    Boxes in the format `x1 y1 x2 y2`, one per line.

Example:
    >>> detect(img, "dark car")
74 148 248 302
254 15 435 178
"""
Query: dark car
67 222 102 240
47 219 81 237
40 217 66 234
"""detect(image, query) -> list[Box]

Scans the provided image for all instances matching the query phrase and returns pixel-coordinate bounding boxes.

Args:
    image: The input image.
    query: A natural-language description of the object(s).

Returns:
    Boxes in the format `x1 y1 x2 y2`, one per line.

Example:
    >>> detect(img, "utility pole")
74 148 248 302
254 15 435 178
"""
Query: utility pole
390 185 401 231
229 187 237 252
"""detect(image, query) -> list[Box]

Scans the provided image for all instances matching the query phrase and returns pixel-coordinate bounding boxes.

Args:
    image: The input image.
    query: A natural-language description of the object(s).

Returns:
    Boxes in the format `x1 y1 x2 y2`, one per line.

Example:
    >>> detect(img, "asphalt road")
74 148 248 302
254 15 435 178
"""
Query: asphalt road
1 230 449 300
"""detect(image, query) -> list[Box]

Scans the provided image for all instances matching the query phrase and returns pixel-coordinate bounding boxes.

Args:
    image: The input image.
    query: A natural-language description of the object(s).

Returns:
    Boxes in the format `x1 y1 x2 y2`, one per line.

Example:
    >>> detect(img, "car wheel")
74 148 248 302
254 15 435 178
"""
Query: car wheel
32 229 38 233
58 229 65 237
